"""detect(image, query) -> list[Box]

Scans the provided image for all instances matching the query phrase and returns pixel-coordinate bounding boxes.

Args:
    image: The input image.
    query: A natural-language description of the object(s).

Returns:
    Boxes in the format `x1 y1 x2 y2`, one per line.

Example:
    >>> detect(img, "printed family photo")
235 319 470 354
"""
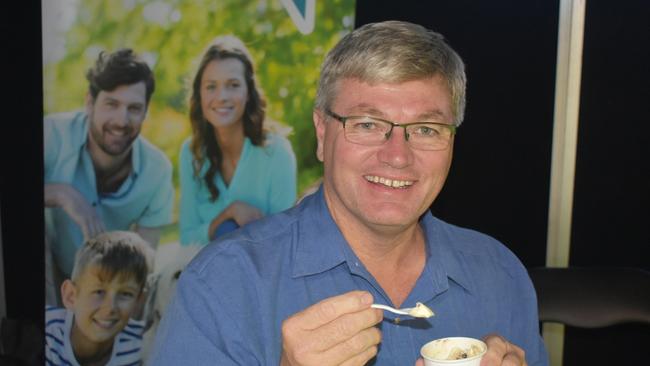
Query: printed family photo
42 1 354 363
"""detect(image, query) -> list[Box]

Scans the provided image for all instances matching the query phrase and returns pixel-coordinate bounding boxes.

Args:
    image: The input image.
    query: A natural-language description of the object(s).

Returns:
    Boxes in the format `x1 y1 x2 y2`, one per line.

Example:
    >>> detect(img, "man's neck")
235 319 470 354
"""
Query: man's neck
86 136 133 194
324 190 427 307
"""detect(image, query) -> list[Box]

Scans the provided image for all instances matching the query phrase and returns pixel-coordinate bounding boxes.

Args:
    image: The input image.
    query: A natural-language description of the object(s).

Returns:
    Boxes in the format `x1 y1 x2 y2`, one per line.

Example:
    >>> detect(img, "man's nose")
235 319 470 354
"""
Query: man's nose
377 127 413 168
113 106 131 126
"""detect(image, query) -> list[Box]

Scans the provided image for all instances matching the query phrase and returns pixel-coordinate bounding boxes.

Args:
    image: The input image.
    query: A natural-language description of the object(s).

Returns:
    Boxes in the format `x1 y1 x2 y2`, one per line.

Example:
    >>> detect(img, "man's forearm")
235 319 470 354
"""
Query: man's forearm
44 183 68 207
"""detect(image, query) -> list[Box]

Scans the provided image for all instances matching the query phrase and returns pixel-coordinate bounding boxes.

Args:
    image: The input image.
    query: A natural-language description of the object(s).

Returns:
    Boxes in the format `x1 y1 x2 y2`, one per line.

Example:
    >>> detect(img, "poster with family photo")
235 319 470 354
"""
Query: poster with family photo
42 0 356 363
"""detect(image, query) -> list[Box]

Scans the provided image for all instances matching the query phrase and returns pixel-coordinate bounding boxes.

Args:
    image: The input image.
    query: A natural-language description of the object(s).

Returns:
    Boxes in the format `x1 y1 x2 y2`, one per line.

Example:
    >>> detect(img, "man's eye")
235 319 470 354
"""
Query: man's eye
352 121 378 131
413 125 440 137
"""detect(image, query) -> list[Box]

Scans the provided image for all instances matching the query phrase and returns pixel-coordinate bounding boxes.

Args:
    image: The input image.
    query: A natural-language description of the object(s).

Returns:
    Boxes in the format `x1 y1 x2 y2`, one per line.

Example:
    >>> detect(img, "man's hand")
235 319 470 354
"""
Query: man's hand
45 183 105 240
280 291 383 366
480 334 527 366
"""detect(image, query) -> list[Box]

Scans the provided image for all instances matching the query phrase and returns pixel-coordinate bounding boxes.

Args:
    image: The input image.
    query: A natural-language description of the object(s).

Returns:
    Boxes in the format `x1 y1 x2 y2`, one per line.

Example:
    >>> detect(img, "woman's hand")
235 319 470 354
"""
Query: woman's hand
226 201 263 226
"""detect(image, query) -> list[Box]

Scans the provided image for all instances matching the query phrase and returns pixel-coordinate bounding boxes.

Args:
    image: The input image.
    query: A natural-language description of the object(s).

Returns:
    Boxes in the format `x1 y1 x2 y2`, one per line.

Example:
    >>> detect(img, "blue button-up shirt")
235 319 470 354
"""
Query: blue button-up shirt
149 187 548 365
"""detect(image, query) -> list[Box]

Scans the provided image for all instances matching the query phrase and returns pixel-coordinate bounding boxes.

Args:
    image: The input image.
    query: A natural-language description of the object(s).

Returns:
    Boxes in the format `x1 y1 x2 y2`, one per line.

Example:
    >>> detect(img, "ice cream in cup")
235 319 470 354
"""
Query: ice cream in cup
420 337 487 366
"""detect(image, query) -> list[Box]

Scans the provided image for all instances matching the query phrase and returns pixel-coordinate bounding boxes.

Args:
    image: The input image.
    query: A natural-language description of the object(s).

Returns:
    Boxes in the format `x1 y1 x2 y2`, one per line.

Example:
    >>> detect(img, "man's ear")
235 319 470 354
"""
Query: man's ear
84 93 94 114
313 109 326 162
61 279 77 310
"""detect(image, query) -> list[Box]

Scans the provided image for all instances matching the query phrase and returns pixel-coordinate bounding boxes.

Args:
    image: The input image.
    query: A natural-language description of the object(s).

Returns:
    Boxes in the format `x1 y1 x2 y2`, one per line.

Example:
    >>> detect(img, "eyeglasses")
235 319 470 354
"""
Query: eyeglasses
325 109 456 151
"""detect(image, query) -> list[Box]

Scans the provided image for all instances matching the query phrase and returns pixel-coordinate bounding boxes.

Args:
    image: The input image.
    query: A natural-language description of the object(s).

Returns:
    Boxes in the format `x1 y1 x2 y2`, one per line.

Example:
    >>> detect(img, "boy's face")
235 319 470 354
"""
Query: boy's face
62 265 143 344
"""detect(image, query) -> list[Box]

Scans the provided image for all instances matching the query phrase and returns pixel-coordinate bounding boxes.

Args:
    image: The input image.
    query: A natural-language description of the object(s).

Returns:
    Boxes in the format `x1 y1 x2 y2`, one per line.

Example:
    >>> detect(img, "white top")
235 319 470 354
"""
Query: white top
45 306 144 366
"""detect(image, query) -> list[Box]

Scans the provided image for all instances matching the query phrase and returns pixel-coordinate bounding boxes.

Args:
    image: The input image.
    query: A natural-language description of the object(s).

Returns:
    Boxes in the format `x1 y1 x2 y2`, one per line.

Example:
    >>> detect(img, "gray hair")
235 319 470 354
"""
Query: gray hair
315 20 467 126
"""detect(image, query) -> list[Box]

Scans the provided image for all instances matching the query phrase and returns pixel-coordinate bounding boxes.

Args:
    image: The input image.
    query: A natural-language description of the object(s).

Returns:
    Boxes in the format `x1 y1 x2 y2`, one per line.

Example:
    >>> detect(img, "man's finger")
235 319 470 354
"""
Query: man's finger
502 352 526 366
338 344 379 366
296 291 374 330
319 325 381 365
88 218 103 239
481 334 526 366
79 220 91 241
310 307 382 350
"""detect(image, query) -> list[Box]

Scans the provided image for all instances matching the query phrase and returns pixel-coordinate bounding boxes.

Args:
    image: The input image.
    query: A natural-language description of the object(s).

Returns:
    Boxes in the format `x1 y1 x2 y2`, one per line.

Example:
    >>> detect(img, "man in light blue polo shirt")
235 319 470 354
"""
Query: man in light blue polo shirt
44 49 173 305
150 21 548 365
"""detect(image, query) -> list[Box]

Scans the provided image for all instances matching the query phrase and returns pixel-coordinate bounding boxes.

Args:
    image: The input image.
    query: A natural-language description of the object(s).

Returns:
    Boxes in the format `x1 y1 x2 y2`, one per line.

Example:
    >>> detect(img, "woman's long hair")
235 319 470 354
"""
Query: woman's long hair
189 35 266 201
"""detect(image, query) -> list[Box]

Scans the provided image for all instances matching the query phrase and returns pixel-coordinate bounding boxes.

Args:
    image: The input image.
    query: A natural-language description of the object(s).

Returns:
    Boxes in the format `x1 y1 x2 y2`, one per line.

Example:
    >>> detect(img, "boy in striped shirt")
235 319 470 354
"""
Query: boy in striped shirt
45 231 153 366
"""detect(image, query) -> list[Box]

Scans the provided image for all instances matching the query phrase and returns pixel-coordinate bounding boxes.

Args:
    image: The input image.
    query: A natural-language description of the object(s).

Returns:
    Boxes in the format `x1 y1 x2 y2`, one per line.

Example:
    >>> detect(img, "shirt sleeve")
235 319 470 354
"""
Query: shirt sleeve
43 116 61 181
508 264 550 366
138 156 174 228
178 140 211 245
267 135 297 213
146 265 259 366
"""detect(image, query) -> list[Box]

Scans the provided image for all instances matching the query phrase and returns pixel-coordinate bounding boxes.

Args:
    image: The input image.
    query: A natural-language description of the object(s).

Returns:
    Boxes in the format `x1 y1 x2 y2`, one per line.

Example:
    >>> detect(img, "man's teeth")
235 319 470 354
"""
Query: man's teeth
107 129 127 137
364 175 413 188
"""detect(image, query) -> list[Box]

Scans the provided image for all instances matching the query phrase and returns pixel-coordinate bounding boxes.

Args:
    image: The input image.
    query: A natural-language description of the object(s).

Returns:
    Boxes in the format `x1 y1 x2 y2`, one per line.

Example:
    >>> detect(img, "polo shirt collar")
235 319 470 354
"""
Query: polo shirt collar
130 135 143 176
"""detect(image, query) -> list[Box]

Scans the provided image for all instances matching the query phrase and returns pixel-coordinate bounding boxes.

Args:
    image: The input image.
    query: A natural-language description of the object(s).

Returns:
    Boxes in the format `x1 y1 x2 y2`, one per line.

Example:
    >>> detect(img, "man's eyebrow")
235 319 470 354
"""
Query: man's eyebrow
416 110 446 121
347 104 447 121
102 96 145 106
347 104 386 117
101 96 119 102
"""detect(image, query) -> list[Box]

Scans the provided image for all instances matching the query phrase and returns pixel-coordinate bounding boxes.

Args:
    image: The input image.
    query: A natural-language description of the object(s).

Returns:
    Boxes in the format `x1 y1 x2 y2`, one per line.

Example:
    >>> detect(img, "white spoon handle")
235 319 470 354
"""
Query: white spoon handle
370 304 410 315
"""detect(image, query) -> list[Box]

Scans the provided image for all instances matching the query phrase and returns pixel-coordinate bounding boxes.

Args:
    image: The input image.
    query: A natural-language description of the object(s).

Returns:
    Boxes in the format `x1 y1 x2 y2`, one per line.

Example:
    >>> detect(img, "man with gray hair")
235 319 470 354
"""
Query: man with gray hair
150 21 548 365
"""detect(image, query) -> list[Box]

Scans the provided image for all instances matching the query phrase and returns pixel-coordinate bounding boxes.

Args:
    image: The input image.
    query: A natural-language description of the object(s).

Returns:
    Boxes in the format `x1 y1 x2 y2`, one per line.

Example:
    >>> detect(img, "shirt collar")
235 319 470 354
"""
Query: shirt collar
291 186 475 294
421 213 475 294
292 186 348 278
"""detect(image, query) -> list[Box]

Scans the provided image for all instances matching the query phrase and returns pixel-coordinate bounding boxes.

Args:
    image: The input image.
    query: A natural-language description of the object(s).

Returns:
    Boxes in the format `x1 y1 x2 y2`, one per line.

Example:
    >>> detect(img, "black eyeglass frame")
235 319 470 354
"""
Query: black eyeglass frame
324 109 457 150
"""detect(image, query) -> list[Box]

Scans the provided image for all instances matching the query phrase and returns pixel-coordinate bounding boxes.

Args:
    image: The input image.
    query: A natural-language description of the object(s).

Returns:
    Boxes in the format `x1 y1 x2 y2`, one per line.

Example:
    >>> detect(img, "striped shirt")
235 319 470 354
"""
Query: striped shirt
45 306 144 366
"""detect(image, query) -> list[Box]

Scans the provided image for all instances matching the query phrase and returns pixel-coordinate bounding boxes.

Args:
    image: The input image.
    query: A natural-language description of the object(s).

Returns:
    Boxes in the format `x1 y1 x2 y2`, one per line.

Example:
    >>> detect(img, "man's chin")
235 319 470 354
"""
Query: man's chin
101 142 133 156
362 210 420 228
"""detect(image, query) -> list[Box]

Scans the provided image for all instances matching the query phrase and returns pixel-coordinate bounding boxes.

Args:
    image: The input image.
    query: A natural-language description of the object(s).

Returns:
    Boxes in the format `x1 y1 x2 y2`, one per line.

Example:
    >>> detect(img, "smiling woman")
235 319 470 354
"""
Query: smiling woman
178 35 298 245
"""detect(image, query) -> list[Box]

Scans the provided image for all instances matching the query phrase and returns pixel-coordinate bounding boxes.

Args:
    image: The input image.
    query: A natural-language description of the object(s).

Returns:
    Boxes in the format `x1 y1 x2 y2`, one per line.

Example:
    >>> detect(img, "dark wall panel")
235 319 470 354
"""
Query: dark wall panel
1 1 44 321
355 0 559 268
571 0 650 270
566 0 650 364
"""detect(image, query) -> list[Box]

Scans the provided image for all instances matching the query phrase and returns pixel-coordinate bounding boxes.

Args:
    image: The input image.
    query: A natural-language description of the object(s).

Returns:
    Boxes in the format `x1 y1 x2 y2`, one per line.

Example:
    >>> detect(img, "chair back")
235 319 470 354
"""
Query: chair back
528 266 650 328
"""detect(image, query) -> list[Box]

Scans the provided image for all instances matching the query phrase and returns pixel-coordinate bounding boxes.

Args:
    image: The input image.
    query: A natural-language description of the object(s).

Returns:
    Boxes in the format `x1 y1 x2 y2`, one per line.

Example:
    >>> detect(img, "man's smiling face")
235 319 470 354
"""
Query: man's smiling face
86 81 147 157
315 76 455 232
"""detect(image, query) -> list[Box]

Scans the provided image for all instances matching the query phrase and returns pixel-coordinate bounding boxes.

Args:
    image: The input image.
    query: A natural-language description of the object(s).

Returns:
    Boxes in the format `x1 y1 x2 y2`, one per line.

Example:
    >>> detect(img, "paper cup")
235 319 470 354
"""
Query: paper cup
420 337 487 366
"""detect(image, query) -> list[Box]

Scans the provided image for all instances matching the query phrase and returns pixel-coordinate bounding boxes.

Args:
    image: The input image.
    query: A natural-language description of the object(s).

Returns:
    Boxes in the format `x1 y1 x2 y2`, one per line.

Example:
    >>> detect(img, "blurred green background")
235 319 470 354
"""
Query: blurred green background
43 0 355 243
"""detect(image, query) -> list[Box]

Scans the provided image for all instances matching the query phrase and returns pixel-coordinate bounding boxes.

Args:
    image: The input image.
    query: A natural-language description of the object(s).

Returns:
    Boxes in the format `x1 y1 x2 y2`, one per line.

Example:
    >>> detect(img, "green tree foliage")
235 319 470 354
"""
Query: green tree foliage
44 0 355 241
